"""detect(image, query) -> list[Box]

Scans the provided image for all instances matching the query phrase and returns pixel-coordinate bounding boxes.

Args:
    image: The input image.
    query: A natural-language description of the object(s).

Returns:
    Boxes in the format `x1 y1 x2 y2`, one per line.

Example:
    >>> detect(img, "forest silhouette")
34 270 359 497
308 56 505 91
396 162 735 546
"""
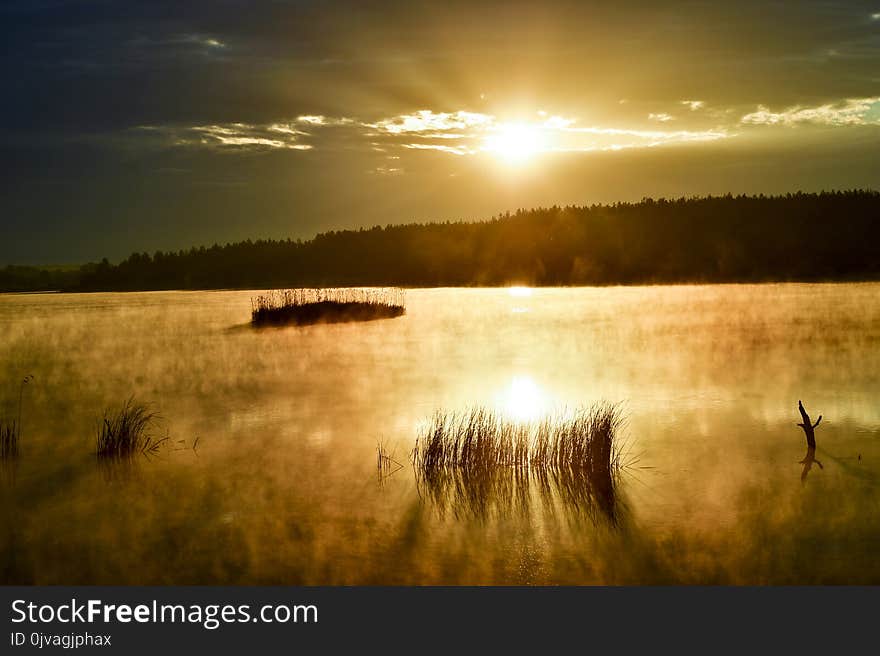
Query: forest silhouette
3 191 879 292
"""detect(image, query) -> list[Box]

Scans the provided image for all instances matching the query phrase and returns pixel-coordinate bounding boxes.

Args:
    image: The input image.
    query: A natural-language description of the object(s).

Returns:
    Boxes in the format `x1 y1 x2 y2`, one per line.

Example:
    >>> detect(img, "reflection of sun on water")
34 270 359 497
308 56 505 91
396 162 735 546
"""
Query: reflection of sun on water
509 285 532 313
497 376 545 422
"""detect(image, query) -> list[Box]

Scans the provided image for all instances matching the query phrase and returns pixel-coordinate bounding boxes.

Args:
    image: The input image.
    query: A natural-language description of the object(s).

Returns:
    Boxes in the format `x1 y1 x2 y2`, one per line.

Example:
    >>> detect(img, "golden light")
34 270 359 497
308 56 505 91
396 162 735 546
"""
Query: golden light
497 376 545 422
483 123 544 163
508 285 532 297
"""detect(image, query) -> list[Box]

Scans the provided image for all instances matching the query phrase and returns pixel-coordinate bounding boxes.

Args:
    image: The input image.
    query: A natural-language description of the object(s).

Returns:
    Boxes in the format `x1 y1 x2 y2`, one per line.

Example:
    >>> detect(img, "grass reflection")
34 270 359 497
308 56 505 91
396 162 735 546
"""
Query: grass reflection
412 405 625 522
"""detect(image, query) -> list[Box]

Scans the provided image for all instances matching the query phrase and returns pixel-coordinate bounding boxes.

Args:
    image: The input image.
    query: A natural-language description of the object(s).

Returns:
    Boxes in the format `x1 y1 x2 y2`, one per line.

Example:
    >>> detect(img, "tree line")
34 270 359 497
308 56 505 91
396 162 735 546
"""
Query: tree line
3 191 879 292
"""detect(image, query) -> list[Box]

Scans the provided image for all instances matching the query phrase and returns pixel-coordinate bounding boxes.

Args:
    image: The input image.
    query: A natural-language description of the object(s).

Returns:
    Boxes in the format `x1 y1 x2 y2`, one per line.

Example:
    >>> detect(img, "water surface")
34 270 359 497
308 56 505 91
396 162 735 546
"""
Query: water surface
1 285 878 584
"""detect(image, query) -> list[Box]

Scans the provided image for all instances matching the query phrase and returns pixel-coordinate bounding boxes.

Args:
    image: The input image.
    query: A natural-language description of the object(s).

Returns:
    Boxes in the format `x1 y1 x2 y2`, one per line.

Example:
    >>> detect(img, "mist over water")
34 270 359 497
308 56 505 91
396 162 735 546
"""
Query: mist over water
1 285 878 584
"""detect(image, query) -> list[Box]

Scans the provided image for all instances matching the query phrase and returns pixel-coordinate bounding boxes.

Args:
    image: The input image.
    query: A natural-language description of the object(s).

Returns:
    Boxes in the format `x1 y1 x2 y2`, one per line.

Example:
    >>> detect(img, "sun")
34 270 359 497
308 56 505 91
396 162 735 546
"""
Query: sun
483 123 544 164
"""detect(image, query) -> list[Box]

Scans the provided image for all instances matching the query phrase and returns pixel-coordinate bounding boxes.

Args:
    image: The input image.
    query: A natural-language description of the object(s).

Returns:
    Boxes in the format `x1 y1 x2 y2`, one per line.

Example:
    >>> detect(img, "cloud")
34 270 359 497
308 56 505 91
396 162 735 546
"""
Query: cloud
127 33 228 53
137 123 313 151
130 114 364 153
371 111 495 135
371 165 404 175
266 123 306 136
542 115 576 129
402 143 478 155
549 125 729 152
128 93 880 160
133 107 733 156
741 97 880 126
296 115 355 127
365 109 729 155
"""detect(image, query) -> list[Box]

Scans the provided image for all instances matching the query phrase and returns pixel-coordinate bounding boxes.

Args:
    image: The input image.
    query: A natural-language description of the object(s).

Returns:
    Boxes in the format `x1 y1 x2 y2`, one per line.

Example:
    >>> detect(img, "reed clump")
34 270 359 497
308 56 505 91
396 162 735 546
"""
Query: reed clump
0 421 18 459
95 398 165 458
1 375 33 460
251 287 405 326
412 404 625 520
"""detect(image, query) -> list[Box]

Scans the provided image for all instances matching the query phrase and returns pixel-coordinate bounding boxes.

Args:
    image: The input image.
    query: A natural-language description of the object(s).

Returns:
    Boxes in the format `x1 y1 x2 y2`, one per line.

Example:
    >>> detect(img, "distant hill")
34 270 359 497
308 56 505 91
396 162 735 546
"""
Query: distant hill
3 191 880 292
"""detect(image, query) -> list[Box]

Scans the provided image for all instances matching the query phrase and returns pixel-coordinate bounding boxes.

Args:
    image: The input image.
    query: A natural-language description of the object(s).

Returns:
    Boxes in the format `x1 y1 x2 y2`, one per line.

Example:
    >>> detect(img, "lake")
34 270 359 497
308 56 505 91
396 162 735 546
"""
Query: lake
1 284 878 584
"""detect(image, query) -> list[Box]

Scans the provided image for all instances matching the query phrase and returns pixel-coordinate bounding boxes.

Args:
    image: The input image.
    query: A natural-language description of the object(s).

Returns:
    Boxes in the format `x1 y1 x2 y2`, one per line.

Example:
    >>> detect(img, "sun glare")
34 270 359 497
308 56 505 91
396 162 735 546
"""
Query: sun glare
498 376 545 422
483 123 544 163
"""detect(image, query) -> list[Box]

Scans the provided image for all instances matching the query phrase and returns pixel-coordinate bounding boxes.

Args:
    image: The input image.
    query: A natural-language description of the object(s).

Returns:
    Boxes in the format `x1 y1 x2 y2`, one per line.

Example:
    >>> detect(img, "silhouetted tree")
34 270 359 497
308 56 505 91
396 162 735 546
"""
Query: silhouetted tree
3 191 879 292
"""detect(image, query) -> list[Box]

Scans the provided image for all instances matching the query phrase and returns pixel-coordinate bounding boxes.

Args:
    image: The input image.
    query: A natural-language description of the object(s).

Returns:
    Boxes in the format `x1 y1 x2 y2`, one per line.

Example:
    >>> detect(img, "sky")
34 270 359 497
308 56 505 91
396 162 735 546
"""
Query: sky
2 0 880 264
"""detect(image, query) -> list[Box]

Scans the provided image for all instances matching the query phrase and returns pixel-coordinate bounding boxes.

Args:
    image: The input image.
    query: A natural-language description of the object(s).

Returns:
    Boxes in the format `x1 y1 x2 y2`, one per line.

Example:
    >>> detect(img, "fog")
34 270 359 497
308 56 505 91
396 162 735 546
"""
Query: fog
1 285 878 583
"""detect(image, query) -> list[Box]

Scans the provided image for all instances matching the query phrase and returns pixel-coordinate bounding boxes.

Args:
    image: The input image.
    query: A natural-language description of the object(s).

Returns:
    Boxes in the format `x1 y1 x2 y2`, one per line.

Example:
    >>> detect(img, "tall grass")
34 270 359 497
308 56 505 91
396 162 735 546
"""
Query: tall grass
0 421 18 459
0 375 33 460
251 287 405 326
376 438 404 486
412 404 625 520
95 398 165 458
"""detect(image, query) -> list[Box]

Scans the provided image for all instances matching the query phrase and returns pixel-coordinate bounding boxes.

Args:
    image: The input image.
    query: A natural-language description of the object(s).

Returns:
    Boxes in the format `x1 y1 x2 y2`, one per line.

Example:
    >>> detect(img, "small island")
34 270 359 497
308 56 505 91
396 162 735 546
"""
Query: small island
250 287 406 327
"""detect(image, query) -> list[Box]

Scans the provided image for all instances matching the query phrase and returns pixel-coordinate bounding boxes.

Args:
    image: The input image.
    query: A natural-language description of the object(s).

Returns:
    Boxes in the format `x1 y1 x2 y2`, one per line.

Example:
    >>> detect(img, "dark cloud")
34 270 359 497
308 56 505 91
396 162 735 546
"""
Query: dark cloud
2 1 880 263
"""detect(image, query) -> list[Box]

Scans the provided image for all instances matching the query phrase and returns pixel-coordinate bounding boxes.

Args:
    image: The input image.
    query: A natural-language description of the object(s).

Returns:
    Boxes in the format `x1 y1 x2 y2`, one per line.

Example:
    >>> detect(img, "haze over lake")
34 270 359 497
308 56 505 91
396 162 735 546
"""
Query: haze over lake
1 284 878 584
